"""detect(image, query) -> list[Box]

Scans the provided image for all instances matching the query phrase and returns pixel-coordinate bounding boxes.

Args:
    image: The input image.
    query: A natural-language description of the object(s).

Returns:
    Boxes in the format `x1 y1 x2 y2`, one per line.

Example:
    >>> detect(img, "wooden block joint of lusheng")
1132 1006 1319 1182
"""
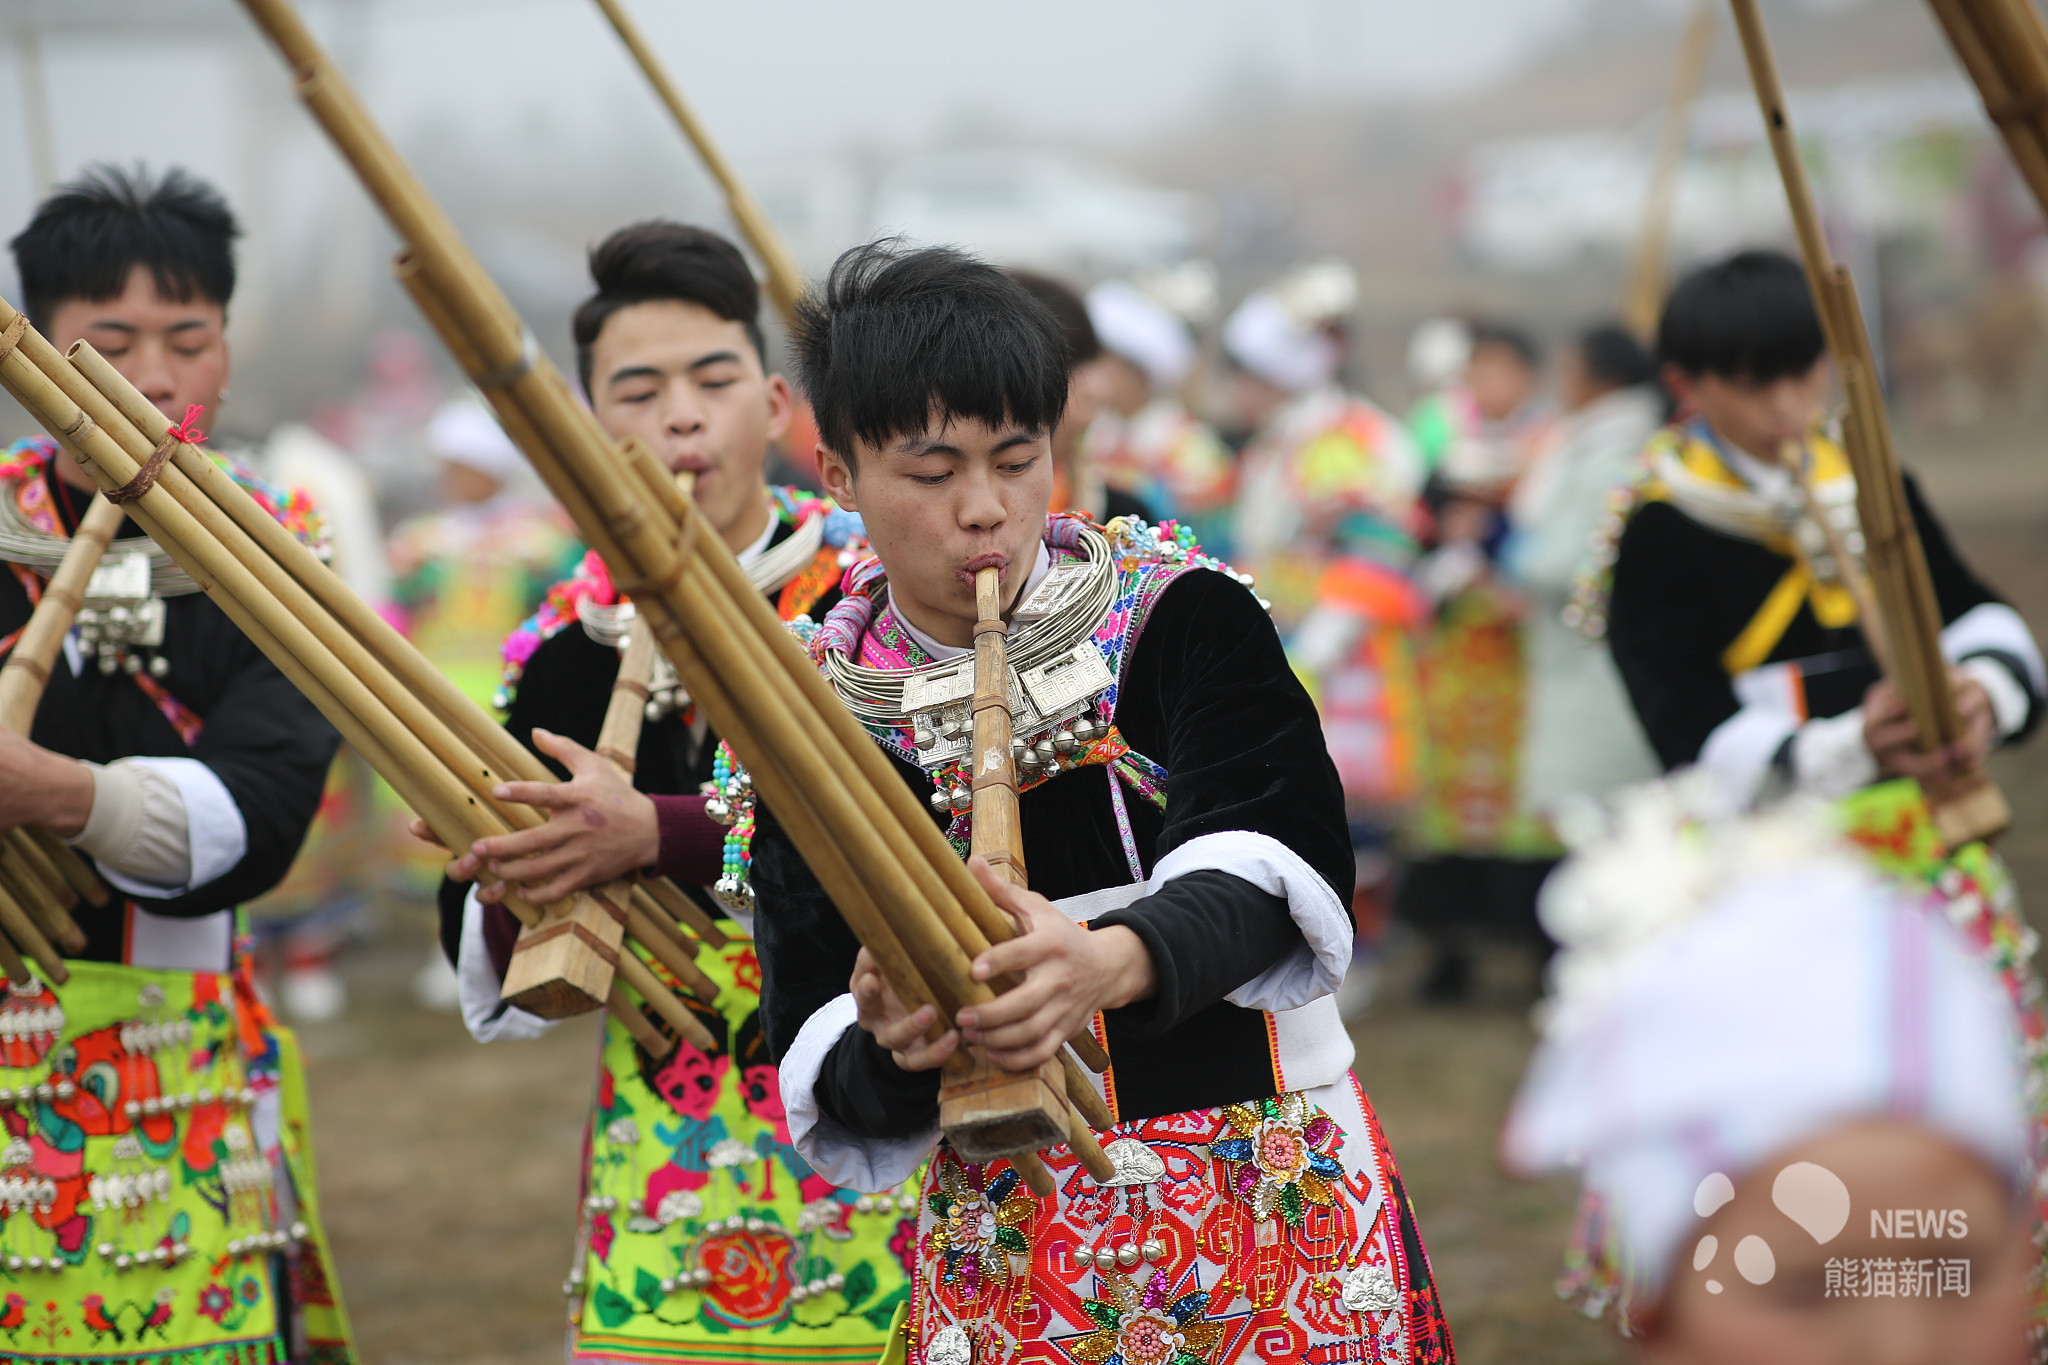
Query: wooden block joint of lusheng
940 1055 1070 1162
502 890 627 1018
1928 772 2011 850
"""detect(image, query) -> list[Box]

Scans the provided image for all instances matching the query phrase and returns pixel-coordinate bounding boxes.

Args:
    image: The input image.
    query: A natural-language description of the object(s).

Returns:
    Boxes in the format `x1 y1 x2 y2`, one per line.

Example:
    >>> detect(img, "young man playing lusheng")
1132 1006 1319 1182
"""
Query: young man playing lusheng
750 244 1455 1364
1603 250 2041 803
431 222 901 1362
3 165 351 1361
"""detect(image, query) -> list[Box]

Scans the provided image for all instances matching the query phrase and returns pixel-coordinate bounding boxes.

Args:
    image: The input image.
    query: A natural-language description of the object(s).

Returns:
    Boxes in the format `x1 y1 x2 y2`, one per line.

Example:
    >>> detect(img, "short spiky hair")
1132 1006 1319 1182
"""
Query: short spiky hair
790 240 1068 463
11 164 239 329
572 220 764 392
1658 249 1826 383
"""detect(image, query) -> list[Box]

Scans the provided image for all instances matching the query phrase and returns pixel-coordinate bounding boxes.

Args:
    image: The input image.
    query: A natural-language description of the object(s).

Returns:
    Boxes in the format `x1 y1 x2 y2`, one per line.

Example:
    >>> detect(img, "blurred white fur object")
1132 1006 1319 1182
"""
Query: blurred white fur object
1534 771 1864 1035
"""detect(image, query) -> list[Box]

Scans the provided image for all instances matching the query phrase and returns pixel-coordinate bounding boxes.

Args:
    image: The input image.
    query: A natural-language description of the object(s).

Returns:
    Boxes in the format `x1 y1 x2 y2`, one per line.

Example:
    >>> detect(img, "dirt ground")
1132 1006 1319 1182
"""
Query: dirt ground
292 423 2048 1365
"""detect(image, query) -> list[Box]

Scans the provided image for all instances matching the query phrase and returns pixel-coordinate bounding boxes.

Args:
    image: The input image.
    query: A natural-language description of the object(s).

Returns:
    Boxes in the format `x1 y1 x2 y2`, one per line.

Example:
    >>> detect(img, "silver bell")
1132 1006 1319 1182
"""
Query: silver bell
1053 729 1078 756
930 788 952 814
947 786 973 814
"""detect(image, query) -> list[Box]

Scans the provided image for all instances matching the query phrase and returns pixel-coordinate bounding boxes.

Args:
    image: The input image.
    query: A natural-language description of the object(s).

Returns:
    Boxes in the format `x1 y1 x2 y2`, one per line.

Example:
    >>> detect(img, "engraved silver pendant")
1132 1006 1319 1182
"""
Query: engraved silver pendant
1342 1262 1399 1314
1096 1137 1165 1188
926 1322 973 1365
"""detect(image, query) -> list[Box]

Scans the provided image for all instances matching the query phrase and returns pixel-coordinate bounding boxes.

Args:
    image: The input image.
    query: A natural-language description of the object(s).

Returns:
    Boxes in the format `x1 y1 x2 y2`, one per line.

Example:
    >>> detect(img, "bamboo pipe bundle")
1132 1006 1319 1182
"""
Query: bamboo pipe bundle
234 0 1112 1195
56 347 728 1007
588 0 804 321
1730 0 2010 848
1623 0 1717 340
0 494 131 977
1926 0 2048 225
0 304 721 1055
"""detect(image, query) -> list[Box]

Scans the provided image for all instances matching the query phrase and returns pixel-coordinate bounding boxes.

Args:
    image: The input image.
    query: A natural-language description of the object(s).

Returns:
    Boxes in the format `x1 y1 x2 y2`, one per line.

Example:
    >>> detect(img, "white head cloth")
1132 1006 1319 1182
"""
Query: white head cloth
1502 780 2031 1302
426 393 522 481
1087 280 1196 391
1222 291 1338 393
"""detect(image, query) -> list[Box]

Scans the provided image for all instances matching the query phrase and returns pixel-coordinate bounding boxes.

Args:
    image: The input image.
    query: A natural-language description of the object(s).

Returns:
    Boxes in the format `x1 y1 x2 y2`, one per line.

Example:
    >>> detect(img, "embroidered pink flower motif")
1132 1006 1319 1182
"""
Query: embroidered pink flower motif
590 1212 616 1263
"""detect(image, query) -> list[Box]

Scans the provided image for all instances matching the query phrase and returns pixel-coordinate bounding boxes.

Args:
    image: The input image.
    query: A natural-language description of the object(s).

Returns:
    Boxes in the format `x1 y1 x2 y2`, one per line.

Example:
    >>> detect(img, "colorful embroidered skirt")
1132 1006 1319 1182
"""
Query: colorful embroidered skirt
906 1075 1454 1365
1406 588 1552 859
569 936 918 1363
0 957 351 1363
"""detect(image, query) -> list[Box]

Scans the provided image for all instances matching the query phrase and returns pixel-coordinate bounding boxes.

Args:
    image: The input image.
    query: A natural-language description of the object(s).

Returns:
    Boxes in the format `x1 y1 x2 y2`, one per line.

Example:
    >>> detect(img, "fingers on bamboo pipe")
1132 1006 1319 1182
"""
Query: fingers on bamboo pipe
1010 1150 1056 1199
614 950 717 1054
0 882 65 983
624 904 719 1004
607 985 676 1058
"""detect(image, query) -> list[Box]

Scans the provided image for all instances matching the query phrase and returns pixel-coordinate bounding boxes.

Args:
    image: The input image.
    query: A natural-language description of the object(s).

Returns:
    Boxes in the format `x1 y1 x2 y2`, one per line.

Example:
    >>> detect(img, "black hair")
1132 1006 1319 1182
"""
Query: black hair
1005 269 1101 365
1467 320 1541 369
573 220 765 393
789 239 1069 464
1577 323 1656 390
1657 249 1825 383
10 164 239 330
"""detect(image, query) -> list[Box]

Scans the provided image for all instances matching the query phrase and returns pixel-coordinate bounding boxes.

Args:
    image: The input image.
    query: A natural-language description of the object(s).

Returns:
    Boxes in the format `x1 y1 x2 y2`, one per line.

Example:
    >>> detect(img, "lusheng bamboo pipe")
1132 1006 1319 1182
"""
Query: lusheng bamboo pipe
588 0 804 321
1623 0 1716 340
0 492 121 935
61 337 726 997
0 495 123 735
1927 0 2048 221
236 0 1103 1185
1729 0 2010 848
949 566 1117 1182
0 307 711 1041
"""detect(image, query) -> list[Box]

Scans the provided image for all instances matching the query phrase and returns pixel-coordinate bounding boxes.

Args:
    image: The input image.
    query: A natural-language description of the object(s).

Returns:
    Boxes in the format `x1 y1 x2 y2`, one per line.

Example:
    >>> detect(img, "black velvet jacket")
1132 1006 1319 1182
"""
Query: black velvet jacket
751 567 1354 1136
1609 472 2040 769
0 465 337 959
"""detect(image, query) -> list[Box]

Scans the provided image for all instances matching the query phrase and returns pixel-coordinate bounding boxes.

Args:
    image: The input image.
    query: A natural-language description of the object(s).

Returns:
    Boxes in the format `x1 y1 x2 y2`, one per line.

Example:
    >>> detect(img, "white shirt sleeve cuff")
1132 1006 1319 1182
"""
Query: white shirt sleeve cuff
1151 830 1353 1013
781 993 939 1194
72 756 245 898
1960 657 2032 740
456 885 556 1043
1789 707 1880 800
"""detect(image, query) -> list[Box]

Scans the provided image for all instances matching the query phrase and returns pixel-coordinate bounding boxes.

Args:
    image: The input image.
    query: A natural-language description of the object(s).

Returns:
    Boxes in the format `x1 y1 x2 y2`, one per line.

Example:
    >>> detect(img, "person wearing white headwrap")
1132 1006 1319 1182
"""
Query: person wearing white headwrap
1504 782 2039 1361
1222 268 1428 1019
386 393 578 705
1081 279 1232 544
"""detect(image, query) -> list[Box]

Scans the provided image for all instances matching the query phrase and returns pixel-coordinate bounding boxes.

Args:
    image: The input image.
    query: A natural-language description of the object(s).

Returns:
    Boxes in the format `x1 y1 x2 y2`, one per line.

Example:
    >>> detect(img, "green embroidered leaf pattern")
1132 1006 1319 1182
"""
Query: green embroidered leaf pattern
1280 1181 1305 1228
842 1259 878 1309
928 1190 951 1219
592 1283 637 1330
633 1267 664 1314
1083 1298 1121 1330
863 1285 910 1330
993 1226 1028 1253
